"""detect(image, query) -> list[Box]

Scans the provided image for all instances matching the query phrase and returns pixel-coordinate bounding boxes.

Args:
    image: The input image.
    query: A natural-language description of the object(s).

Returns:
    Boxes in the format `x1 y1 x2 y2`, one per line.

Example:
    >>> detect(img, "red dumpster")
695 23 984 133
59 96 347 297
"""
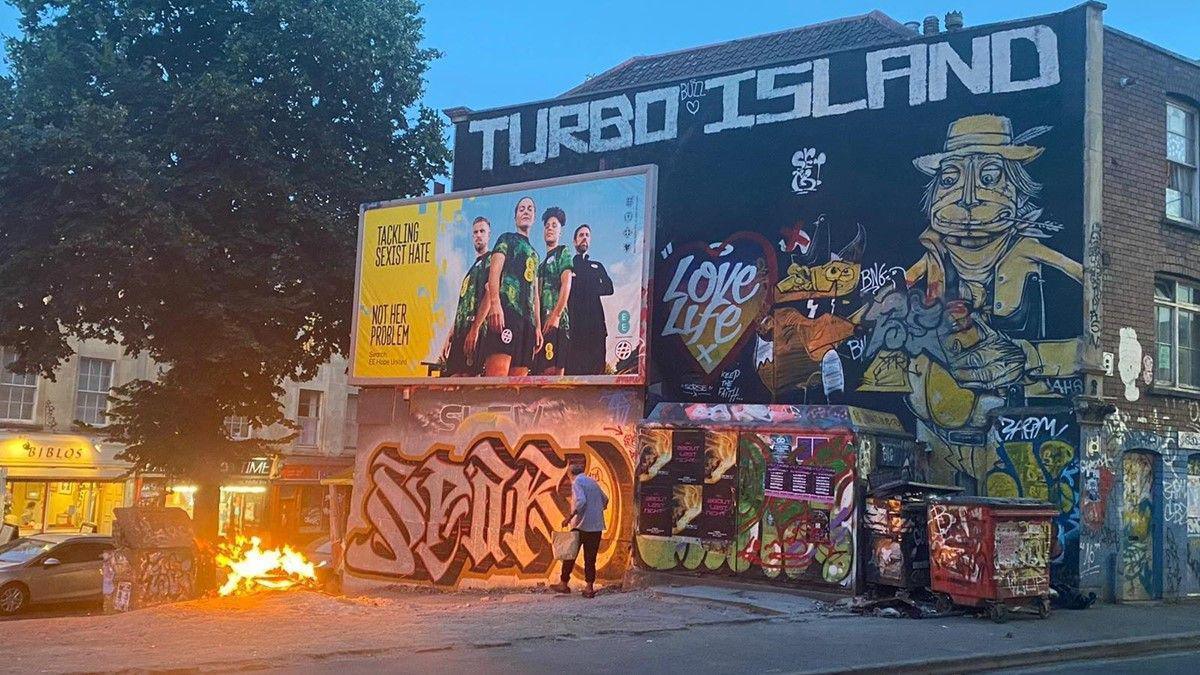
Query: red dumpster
926 497 1057 622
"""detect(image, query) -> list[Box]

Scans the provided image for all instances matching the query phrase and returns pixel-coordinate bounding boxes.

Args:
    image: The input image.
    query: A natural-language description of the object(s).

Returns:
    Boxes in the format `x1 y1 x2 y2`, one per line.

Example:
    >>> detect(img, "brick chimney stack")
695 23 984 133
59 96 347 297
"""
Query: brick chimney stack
923 15 940 36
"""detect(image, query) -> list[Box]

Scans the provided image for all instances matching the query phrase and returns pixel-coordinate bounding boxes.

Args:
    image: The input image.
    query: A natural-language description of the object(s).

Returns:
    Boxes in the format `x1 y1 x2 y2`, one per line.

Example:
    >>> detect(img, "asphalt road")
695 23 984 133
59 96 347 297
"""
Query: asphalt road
268 636 1200 675
254 617 1200 675
997 650 1200 674
0 599 102 622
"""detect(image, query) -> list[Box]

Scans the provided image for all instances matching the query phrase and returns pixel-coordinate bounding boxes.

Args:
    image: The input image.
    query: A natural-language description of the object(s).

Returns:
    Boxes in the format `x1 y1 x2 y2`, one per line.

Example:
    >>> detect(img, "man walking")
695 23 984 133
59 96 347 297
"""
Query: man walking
566 224 613 375
551 462 608 598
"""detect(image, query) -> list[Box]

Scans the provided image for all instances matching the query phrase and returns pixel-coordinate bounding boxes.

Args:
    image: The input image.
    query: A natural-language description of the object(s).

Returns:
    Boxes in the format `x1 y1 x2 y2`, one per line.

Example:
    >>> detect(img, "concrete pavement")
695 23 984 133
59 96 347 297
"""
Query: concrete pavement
2 580 1198 673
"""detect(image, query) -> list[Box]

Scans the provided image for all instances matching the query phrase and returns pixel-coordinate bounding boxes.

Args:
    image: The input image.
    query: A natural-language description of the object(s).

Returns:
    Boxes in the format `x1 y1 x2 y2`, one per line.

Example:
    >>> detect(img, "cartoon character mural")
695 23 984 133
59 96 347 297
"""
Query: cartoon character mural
657 115 1084 505
858 115 1083 492
757 216 864 397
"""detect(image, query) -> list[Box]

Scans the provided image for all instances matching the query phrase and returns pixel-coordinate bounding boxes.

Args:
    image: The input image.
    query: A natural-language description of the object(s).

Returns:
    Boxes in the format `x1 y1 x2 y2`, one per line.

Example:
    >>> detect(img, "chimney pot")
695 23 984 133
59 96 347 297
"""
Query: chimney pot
945 11 964 31
904 21 922 34
923 15 940 36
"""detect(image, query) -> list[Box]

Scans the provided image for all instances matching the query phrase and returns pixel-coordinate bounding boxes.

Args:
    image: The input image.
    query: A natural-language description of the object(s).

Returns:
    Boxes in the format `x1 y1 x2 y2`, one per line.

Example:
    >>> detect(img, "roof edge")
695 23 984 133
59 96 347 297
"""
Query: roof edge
560 10 909 98
1105 26 1200 68
453 3 1106 121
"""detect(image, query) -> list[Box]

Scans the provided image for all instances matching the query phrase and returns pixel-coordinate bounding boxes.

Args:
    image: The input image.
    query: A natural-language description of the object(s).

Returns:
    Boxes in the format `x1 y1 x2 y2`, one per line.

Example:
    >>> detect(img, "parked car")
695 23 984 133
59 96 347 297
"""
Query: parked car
0 534 114 615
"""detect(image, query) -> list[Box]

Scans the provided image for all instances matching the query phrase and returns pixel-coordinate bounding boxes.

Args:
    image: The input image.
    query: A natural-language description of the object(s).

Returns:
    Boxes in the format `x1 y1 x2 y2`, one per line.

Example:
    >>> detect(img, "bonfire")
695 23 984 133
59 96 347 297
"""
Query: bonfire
215 536 319 597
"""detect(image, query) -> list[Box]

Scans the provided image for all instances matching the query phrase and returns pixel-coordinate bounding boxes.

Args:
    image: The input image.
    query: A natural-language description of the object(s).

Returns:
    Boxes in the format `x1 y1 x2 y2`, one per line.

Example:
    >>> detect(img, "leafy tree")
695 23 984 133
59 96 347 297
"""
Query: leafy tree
0 0 448 538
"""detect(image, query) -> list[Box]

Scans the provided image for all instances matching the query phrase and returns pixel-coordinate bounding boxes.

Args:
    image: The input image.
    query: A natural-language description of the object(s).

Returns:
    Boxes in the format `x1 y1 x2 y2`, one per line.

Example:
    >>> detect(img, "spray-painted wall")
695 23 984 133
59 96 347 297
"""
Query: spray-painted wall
452 8 1095 586
1076 412 1200 601
343 387 639 590
636 427 860 590
1062 26 1200 602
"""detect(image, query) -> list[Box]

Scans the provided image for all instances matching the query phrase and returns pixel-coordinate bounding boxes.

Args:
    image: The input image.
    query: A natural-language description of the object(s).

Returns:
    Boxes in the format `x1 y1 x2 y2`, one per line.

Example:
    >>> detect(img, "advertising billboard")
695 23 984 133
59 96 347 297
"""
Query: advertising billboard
351 166 655 384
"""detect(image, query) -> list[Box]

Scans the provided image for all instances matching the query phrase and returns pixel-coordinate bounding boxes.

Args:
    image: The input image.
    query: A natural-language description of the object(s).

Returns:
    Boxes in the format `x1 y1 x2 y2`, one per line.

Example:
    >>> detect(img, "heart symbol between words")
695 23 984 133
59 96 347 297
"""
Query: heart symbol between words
659 232 777 375
685 100 700 115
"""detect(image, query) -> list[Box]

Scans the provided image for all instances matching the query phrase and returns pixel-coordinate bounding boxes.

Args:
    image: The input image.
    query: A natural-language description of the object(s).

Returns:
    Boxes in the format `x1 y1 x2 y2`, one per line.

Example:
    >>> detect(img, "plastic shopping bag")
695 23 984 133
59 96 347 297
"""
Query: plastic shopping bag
552 529 581 560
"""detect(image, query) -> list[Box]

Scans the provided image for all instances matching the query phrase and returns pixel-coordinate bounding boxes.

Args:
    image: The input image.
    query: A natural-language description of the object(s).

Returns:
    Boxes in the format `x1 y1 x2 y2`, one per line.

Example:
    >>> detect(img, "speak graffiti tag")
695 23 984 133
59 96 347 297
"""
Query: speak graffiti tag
345 435 626 586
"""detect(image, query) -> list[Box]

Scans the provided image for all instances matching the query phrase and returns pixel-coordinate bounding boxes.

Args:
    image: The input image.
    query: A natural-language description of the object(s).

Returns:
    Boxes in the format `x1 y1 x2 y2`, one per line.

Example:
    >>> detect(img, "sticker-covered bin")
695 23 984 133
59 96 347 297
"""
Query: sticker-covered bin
927 496 1058 622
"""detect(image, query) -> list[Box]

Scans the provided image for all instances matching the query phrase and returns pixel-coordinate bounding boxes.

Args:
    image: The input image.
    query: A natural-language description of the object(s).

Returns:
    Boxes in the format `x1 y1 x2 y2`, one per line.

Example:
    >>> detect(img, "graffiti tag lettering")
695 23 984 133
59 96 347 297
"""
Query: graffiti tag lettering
996 415 1069 442
346 435 628 586
658 233 776 375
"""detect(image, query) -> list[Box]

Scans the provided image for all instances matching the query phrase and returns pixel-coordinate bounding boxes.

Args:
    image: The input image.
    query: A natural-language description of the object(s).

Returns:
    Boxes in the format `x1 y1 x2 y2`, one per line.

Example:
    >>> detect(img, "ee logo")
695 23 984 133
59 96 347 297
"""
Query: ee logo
617 310 631 334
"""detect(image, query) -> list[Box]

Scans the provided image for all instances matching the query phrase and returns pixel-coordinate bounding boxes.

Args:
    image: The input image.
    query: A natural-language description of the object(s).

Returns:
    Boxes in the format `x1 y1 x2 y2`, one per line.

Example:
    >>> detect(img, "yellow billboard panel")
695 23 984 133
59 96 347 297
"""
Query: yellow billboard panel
351 166 656 385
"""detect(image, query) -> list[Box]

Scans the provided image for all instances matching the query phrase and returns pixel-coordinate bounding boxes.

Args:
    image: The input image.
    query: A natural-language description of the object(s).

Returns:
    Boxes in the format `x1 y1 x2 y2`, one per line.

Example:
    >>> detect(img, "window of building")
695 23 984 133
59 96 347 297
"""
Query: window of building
1155 278 1200 390
344 394 358 449
224 416 252 440
0 347 37 422
297 389 321 447
1167 101 1198 224
74 357 114 425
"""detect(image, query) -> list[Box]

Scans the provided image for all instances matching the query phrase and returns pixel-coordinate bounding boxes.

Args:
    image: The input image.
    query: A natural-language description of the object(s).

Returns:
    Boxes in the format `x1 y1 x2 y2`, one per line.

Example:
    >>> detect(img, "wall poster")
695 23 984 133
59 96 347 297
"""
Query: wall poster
637 428 737 542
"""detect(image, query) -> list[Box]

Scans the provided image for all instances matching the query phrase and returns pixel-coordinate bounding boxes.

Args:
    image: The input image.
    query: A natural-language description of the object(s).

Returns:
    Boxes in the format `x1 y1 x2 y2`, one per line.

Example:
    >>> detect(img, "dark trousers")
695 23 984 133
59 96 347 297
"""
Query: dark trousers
560 530 602 584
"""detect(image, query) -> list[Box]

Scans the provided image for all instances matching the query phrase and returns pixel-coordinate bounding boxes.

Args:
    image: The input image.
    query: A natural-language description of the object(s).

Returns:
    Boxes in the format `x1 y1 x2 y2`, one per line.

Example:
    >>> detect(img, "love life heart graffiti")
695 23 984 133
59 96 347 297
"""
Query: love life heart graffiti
659 232 776 375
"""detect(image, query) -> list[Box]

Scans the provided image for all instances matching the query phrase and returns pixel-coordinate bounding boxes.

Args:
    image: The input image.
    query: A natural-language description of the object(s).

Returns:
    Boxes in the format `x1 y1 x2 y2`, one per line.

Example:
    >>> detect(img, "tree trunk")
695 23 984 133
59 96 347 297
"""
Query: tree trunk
191 479 222 593
192 480 222 542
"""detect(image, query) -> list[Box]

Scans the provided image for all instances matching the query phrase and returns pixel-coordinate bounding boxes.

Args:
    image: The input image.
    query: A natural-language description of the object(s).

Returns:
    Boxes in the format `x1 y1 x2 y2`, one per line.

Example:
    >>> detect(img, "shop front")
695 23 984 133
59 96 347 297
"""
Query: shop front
142 456 272 539
0 432 135 535
269 455 353 545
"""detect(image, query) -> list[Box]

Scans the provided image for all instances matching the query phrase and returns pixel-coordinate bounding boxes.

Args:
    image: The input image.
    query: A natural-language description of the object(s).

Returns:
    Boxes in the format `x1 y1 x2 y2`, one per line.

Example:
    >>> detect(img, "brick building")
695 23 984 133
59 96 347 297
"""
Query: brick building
342 3 1200 599
1081 26 1200 601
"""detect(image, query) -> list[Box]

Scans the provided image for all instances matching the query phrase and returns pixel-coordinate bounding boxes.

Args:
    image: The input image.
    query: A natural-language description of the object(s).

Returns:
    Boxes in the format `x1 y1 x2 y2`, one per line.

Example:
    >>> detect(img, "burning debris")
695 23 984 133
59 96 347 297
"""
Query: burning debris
215 536 319 597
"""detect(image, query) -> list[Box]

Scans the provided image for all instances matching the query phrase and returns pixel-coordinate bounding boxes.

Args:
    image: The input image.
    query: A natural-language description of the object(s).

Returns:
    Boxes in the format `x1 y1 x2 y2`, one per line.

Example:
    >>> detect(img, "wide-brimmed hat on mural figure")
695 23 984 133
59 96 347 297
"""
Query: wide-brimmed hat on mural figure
913 114 1046 175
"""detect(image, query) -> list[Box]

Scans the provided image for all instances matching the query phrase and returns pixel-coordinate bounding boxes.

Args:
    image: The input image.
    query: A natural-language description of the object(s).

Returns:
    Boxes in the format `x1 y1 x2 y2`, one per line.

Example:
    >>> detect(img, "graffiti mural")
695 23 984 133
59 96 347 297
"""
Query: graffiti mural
658 232 776 381
345 388 637 589
447 6 1091 587
636 432 856 589
759 216 863 398
989 410 1080 582
1121 451 1156 600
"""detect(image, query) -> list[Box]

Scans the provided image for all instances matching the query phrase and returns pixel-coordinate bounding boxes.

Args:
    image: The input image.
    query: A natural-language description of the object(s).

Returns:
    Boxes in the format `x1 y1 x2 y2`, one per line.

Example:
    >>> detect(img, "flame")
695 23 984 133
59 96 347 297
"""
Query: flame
215 536 319 597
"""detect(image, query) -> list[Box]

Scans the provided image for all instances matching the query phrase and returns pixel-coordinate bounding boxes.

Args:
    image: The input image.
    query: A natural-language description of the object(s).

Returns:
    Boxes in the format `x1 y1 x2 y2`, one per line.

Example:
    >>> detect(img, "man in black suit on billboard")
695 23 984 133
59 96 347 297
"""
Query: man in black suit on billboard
566 224 613 375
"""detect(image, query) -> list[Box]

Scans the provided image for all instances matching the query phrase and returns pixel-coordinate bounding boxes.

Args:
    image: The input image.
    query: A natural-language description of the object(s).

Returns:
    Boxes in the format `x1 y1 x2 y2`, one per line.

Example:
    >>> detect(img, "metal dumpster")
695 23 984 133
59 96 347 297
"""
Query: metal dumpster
864 481 961 591
927 496 1057 622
